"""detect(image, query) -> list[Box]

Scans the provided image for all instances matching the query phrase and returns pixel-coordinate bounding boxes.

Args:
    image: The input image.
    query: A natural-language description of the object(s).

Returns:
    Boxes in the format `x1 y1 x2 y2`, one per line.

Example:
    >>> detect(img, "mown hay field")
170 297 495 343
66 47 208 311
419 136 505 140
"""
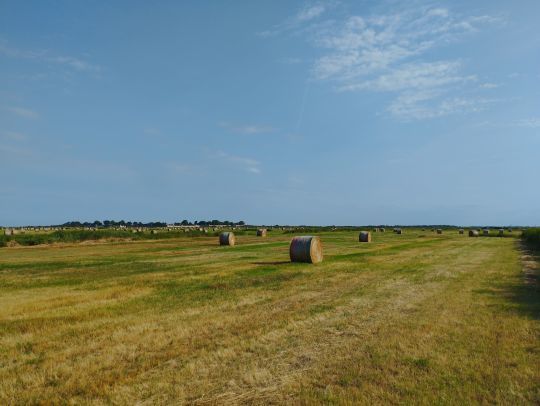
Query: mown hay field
0 230 539 404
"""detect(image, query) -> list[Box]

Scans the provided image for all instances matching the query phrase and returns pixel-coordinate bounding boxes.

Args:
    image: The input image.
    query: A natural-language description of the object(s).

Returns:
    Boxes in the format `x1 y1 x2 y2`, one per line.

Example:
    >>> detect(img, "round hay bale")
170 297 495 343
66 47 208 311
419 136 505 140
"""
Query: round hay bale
359 231 371 242
151 230 157 235
508 228 512 233
395 228 402 235
257 228 267 237
483 229 490 236
289 236 323 264
437 229 442 234
459 229 464 234
379 228 385 232
498 229 504 236
469 230 479 237
219 232 235 246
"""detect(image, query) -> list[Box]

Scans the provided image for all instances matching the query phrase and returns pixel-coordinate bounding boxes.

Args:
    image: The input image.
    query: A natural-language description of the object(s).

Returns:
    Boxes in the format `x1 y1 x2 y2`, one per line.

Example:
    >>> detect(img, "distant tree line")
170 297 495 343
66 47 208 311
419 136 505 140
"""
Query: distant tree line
60 220 167 228
58 219 245 228
173 220 245 226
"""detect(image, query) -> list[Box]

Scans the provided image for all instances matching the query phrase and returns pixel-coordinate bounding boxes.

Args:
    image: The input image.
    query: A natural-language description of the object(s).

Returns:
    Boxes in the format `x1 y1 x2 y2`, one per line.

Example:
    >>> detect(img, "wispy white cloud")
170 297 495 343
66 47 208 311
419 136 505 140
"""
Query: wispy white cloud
48 56 101 72
0 143 34 156
297 3 327 22
217 151 261 174
480 82 499 89
388 93 498 120
259 1 335 37
0 39 101 73
6 106 39 119
338 61 475 92
0 130 27 141
219 122 275 135
264 4 502 120
516 118 540 128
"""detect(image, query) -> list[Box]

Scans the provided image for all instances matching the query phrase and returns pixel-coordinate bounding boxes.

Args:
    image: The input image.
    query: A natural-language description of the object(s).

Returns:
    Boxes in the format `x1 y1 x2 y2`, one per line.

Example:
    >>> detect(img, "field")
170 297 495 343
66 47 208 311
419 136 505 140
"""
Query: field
1 230 539 404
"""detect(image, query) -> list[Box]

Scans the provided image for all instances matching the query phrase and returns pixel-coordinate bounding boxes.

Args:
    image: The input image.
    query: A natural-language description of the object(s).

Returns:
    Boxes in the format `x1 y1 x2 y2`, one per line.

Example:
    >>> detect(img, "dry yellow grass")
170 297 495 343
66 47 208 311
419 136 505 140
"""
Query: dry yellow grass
0 230 538 404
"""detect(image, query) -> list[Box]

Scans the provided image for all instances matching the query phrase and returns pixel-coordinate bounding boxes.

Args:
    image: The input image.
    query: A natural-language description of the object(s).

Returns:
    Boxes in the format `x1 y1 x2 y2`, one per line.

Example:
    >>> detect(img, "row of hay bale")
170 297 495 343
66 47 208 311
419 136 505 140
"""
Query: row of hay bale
217 225 514 265
218 230 377 264
465 228 508 237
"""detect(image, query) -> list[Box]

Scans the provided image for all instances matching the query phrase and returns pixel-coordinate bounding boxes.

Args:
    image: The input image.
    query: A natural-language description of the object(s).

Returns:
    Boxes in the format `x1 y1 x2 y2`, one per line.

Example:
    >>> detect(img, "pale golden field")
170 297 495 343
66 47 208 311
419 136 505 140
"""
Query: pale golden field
0 230 538 404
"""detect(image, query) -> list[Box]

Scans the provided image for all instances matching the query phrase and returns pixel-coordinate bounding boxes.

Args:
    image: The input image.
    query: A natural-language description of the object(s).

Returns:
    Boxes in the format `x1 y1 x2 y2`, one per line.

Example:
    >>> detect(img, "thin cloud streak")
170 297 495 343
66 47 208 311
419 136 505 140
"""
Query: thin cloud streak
258 1 335 37
0 39 101 73
6 106 39 119
219 122 275 135
1 130 27 141
516 118 540 128
216 151 262 174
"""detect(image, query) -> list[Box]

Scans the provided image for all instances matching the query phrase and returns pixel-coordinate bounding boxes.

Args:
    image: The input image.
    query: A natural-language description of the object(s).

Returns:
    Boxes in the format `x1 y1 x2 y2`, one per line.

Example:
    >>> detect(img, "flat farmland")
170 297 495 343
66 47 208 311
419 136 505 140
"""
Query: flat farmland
0 230 538 404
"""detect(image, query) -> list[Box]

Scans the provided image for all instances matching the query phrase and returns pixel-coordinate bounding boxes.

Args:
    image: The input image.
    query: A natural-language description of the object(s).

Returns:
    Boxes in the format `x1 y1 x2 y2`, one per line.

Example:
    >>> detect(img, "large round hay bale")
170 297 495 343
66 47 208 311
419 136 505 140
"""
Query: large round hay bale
469 230 479 237
498 229 504 236
395 228 402 235
359 231 371 242
459 229 464 234
437 229 442 234
483 229 490 236
257 228 267 237
219 232 235 246
290 236 323 264
379 228 385 232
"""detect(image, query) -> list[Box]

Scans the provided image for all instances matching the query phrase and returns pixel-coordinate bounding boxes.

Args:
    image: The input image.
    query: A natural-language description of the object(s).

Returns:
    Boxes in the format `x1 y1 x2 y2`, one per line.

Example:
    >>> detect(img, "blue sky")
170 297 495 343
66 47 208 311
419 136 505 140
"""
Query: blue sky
1 0 539 226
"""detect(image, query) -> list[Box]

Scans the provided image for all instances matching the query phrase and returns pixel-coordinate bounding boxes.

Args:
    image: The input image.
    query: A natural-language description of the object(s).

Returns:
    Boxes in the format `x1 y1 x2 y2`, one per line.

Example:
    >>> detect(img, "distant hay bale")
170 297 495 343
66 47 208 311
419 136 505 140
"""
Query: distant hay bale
508 228 512 233
437 229 443 234
459 229 464 234
469 230 479 237
257 228 267 237
4 228 13 236
151 230 157 234
379 228 385 232
395 228 402 235
289 236 323 264
219 232 235 246
498 229 504 236
359 231 371 242
483 229 490 236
